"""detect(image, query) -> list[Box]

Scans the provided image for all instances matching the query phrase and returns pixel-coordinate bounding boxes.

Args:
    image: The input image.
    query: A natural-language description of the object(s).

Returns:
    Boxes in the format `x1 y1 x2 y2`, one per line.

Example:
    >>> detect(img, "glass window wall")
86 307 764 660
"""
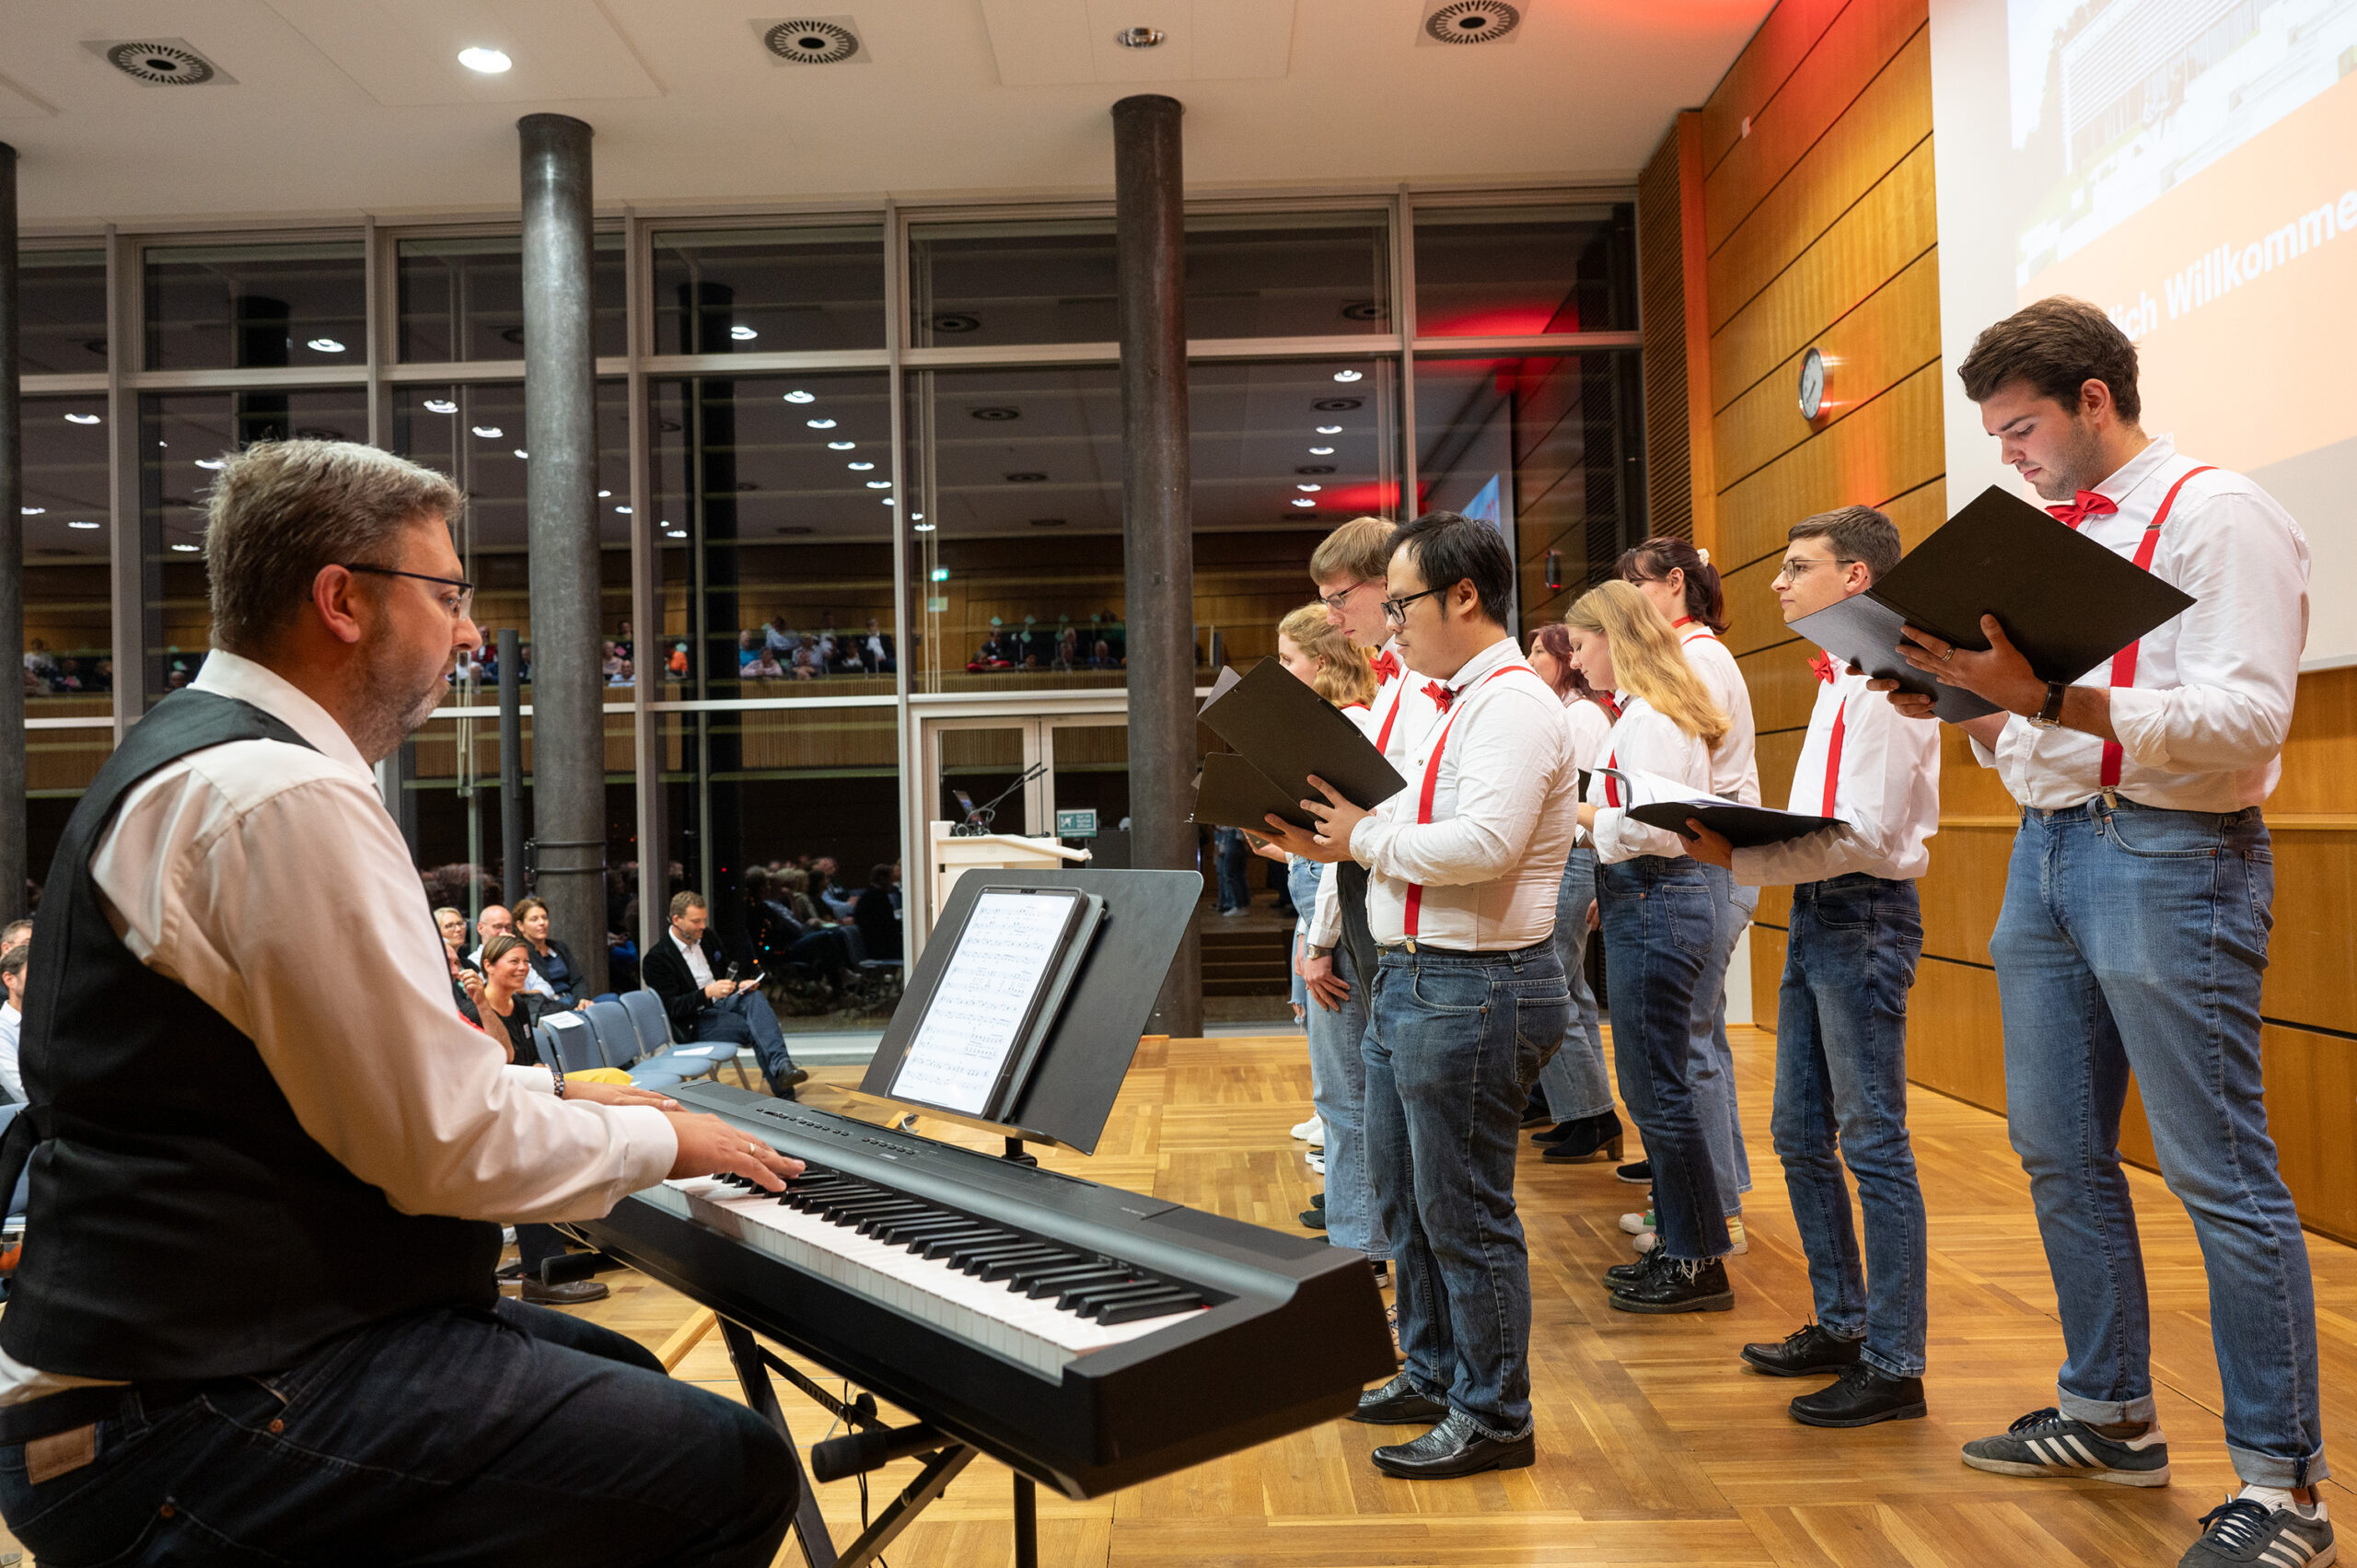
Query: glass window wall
22 395 114 705
21 249 110 375
397 233 628 362
1411 203 1638 337
651 226 887 354
145 240 368 371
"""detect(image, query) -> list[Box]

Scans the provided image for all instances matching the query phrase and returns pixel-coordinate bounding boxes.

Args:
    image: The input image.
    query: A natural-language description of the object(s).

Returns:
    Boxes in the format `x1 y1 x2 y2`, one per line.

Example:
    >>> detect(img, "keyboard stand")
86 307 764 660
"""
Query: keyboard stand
719 1318 1038 1568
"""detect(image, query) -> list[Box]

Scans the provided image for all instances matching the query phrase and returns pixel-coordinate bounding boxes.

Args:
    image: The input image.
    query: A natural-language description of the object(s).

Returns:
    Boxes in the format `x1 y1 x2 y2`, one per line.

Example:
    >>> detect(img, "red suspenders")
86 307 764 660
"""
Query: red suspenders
2065 467 2212 788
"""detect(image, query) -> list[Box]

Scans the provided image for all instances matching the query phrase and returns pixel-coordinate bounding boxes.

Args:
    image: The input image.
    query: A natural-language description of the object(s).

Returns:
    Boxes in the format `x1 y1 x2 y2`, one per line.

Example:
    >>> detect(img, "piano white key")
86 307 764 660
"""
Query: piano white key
668 1179 1197 1377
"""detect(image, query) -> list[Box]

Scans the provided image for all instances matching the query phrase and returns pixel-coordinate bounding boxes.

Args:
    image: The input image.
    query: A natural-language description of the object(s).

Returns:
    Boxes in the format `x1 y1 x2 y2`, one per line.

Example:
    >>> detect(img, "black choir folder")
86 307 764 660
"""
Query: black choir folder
1599 767 1840 849
1788 484 2198 724
1190 660 1408 834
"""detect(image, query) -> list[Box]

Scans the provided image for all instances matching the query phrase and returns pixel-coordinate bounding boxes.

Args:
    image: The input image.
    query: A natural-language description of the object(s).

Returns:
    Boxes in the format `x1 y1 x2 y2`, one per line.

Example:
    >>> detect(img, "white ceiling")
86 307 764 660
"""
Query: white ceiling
0 0 1773 230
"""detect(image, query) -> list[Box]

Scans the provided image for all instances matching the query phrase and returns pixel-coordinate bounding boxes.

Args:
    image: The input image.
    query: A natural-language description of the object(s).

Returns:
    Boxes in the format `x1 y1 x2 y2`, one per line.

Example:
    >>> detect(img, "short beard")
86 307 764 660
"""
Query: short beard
346 637 449 763
2033 415 2110 500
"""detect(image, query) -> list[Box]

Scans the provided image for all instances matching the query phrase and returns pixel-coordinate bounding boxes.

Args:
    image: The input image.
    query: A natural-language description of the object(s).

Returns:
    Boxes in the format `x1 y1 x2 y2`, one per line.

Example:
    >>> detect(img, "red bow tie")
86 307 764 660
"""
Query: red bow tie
1372 649 1400 683
2047 490 2119 527
1422 679 1455 714
1809 652 1840 685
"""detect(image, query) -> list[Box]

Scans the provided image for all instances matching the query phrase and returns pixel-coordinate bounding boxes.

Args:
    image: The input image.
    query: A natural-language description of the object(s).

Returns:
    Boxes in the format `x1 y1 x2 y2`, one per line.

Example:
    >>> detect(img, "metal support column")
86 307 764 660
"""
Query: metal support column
0 143 24 921
517 113 608 993
1111 93 1201 1040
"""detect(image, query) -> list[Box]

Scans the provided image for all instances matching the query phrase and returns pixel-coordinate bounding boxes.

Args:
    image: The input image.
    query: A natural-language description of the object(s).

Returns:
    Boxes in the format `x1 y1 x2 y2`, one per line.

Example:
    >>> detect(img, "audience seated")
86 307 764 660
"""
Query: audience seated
0 921 29 958
0 945 25 1105
853 863 903 963
433 905 467 953
642 891 807 1099
514 896 585 1006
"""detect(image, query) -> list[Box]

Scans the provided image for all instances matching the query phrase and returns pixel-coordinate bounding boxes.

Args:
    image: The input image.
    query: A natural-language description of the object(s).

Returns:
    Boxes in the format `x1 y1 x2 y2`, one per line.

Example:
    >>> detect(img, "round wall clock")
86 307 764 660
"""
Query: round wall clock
1798 345 1827 421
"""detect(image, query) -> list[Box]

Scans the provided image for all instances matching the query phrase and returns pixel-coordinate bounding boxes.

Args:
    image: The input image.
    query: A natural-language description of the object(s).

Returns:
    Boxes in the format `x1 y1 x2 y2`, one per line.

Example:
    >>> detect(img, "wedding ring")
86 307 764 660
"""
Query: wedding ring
1937 646 1955 662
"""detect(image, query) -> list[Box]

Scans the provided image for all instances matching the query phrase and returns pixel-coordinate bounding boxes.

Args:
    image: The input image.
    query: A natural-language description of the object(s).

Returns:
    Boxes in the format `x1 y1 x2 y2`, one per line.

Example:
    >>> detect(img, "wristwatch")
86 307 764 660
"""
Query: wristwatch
2029 680 2069 730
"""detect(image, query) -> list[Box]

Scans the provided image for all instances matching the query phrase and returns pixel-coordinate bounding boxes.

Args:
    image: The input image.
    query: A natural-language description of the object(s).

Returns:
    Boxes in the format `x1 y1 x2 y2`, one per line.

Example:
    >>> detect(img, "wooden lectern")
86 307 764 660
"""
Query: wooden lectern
920 822 1090 958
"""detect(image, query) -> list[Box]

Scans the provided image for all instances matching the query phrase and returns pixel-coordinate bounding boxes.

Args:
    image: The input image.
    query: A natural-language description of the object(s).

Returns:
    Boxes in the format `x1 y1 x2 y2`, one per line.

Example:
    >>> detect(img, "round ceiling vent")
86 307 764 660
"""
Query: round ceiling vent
1028 517 1068 528
108 42 215 84
1340 300 1387 321
774 525 815 536
1004 472 1048 483
970 406 1021 422
1296 465 1336 475
764 21 858 64
1424 2 1520 44
1313 397 1364 412
929 313 981 334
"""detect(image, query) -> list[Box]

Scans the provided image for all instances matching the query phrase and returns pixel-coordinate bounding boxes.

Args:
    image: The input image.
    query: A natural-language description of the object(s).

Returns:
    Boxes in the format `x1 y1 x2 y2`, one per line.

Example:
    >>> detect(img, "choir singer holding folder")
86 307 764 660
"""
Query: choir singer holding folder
1875 297 2328 1568
1681 505 1939 1430
1260 512 1574 1482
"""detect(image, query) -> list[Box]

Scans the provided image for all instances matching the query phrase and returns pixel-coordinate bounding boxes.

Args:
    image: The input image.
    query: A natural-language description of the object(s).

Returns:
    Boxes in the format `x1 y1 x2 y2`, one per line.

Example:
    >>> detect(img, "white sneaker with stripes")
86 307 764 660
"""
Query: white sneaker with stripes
1960 1407 2170 1487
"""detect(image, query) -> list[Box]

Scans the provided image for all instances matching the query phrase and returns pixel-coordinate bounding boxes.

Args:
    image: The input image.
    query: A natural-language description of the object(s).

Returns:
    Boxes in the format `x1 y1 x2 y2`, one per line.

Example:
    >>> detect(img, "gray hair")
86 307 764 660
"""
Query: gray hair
203 440 464 656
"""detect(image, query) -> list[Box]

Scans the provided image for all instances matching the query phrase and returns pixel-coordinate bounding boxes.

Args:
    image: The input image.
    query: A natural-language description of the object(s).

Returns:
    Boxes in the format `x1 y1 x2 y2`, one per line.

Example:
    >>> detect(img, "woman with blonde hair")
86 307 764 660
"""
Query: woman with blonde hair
1562 579 1740 1314
1270 602 1386 1264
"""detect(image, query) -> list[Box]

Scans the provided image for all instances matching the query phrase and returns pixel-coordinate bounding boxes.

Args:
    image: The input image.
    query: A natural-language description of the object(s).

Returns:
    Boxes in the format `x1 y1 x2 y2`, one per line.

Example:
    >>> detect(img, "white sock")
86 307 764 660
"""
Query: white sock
2239 1483 2326 1519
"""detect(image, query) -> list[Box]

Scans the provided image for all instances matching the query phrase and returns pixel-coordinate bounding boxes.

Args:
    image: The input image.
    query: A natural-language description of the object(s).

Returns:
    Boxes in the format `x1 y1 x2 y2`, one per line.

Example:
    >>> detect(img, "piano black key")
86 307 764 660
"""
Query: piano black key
915 1229 1009 1260
856 1207 953 1239
1093 1290 1205 1325
822 1198 921 1223
977 1249 1076 1281
1019 1267 1128 1300
1058 1280 1162 1312
950 1241 1052 1271
867 1215 970 1244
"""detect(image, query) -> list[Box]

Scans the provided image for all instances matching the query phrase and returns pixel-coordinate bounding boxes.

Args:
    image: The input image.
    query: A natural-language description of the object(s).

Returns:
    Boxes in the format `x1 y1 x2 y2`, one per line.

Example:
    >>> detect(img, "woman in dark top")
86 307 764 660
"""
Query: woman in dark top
474 934 557 1065
513 896 582 1006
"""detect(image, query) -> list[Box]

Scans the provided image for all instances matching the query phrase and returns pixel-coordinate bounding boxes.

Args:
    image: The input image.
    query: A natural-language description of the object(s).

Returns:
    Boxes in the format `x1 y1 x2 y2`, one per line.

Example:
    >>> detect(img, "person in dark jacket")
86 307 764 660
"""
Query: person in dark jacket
852 864 902 963
513 896 584 1006
641 891 807 1098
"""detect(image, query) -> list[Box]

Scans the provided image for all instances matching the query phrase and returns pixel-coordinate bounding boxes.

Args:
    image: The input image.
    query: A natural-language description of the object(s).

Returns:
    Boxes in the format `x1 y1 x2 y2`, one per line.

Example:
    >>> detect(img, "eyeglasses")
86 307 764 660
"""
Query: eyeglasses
1773 556 1858 581
344 563 475 621
1319 579 1377 612
1380 587 1445 626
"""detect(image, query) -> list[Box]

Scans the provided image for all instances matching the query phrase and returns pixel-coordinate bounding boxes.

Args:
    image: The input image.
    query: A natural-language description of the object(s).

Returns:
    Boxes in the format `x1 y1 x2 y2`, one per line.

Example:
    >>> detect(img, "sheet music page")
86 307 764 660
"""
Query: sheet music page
890 891 1078 1115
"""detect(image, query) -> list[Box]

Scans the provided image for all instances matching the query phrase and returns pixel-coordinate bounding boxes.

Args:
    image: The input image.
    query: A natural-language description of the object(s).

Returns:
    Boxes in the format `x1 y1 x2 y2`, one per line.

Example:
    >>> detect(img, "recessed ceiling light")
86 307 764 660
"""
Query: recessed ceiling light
458 47 512 74
1291 498 1316 507
472 425 503 438
730 325 758 341
1309 447 1335 455
171 541 201 552
880 497 895 505
848 461 875 471
307 337 345 353
64 413 100 425
67 520 100 530
807 418 837 429
1317 424 1342 434
1295 482 1322 493
614 505 633 515
783 390 815 403
598 489 611 497
664 528 687 539
828 440 855 450
194 459 225 470
913 522 936 533
424 398 459 414
513 448 528 459
911 513 923 522
19 507 42 516
1332 369 1364 383
865 480 892 489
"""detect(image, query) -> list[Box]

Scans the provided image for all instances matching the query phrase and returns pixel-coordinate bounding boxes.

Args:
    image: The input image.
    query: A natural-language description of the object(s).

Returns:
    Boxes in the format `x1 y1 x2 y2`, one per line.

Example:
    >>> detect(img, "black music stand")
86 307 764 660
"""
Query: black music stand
719 867 1201 1568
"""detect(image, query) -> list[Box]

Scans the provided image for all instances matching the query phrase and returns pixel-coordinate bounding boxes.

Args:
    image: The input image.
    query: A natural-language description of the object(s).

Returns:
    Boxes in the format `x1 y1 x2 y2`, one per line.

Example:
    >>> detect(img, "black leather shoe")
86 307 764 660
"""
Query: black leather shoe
1742 1323 1864 1378
1615 1158 1653 1185
767 1066 811 1097
1788 1363 1927 1428
1309 1191 1326 1208
1540 1111 1625 1164
521 1277 610 1306
1519 1091 1551 1129
1300 1205 1328 1230
1602 1249 1663 1290
1351 1374 1449 1426
1370 1411 1535 1479
1608 1256 1734 1314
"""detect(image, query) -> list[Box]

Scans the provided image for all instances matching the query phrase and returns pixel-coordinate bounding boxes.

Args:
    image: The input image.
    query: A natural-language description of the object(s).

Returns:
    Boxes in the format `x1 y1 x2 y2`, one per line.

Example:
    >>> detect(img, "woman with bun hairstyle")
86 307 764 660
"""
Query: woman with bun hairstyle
1564 580 1738 1312
1619 537 1759 1240
1522 622 1620 1163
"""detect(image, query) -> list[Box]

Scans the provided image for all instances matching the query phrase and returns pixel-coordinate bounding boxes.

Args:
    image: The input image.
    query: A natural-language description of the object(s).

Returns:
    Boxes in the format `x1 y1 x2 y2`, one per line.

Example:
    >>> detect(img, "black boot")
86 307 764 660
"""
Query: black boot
1608 1256 1734 1314
1788 1363 1927 1428
1540 1110 1624 1164
1601 1247 1667 1290
1742 1323 1863 1377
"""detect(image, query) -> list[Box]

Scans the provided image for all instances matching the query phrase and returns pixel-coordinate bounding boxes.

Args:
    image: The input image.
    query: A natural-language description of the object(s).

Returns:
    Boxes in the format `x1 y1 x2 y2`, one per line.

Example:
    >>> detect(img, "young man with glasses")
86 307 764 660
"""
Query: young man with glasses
1265 512 1574 1480
1681 505 1940 1430
1878 297 2324 1568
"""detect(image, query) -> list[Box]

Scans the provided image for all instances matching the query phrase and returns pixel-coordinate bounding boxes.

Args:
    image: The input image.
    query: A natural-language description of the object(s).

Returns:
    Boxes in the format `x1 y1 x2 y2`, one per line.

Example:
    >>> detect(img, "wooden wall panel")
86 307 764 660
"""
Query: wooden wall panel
1707 25 1933 331
1714 250 1943 489
1748 922 1790 1031
1917 823 2010 967
1736 638 1821 738
1704 0 1930 253
2259 826 2357 1034
2258 1023 2357 1245
1710 141 1939 410
2271 665 2357 814
1699 0 1852 170
1717 364 1945 567
1902 958 2006 1113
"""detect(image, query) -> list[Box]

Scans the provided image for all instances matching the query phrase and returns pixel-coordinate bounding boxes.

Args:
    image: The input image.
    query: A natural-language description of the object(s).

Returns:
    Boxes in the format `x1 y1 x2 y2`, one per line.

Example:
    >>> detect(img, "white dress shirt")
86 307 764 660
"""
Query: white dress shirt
0 1002 20 1105
1587 695 1713 863
1678 625 1761 806
674 929 716 988
1562 694 1612 773
1346 637 1576 950
86 653 679 1221
1734 666 1942 886
1970 436 2310 812
1306 702 1384 950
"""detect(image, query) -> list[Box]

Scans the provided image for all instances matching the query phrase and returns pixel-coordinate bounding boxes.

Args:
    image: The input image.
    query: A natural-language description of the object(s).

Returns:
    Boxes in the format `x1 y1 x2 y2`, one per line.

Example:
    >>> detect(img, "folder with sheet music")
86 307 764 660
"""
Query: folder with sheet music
1598 767 1842 849
1190 661 1408 835
1787 484 2198 724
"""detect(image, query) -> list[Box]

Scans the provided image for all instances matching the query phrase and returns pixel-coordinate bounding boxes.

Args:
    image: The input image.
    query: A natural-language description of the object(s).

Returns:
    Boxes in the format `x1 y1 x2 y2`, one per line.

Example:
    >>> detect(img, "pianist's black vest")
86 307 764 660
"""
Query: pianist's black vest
0 691 498 1381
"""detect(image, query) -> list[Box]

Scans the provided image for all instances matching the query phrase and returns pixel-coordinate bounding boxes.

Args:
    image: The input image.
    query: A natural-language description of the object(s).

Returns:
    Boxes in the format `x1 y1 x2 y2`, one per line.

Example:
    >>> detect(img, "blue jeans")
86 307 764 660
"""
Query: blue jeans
1696 863 1756 1216
0 1299 796 1566
1306 937 1387 1257
1533 846 1611 1121
1773 874 1927 1377
1363 941 1567 1438
1213 828 1251 912
1599 855 1730 1261
1288 857 1322 1012
1992 798 2323 1487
